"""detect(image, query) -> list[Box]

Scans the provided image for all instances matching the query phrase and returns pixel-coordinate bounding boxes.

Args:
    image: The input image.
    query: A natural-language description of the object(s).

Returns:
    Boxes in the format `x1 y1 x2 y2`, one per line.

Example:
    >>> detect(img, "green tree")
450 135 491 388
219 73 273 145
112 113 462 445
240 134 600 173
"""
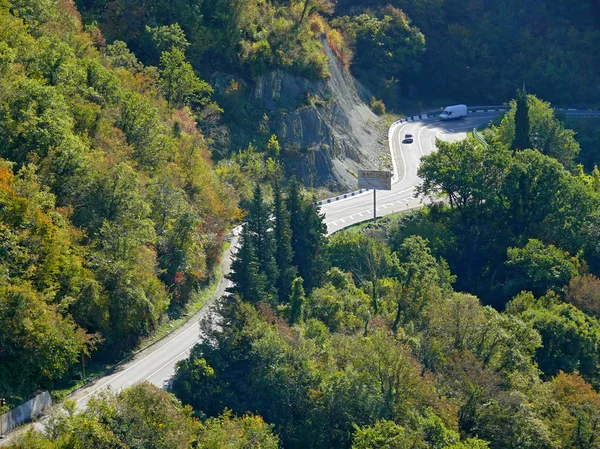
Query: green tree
507 292 600 385
227 223 267 303
392 235 454 331
496 94 581 169
352 420 414 449
272 181 297 303
289 277 305 324
286 178 327 292
146 23 190 63
197 412 280 448
505 239 581 297
159 47 213 108
417 139 510 222
248 184 278 300
512 88 531 153
16 383 198 449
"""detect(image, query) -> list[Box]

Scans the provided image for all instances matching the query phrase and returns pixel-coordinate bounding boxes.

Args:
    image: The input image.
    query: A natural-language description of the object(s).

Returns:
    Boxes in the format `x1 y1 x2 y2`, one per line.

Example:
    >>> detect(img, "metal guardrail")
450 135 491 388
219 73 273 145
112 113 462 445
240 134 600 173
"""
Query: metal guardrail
473 127 488 149
314 104 598 207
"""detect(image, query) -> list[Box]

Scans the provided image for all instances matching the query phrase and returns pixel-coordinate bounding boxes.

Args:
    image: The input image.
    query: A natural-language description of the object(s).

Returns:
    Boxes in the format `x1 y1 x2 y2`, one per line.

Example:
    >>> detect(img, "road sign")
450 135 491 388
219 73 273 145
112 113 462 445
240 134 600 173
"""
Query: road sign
358 170 392 191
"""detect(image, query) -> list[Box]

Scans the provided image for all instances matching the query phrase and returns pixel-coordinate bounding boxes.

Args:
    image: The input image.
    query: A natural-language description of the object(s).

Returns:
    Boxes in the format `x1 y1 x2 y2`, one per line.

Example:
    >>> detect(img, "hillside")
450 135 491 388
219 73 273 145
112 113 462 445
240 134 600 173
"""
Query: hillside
3 0 600 448
0 0 238 400
250 39 388 189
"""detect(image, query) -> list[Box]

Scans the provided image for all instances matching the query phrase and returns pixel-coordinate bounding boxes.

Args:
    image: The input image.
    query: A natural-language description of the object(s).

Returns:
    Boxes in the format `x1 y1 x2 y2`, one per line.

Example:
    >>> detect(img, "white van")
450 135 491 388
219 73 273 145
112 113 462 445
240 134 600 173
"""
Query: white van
440 104 468 121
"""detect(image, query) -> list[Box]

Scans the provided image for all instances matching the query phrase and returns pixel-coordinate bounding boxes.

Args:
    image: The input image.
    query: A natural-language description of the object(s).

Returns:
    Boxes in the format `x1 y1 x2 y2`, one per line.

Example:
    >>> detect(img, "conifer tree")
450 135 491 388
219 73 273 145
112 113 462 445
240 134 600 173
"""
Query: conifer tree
273 181 297 303
512 88 531 153
247 184 278 299
289 277 306 324
286 178 327 292
227 223 267 302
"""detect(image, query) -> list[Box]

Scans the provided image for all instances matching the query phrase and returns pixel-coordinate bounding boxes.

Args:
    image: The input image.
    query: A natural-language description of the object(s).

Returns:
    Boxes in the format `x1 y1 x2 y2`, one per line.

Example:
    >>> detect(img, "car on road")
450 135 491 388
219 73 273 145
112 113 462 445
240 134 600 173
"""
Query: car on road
403 133 413 143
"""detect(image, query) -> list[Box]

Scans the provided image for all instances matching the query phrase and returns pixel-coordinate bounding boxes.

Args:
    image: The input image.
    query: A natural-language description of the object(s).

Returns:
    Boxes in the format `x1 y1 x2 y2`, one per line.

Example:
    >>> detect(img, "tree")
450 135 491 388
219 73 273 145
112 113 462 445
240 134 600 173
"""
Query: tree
566 275 600 319
497 94 581 169
15 383 199 449
247 184 278 300
512 88 531 153
286 178 327 292
351 420 414 449
289 277 306 324
197 412 280 448
159 48 212 108
146 23 190 63
392 235 454 331
505 239 581 297
507 292 600 384
272 181 297 303
417 139 510 222
227 223 267 303
326 232 398 315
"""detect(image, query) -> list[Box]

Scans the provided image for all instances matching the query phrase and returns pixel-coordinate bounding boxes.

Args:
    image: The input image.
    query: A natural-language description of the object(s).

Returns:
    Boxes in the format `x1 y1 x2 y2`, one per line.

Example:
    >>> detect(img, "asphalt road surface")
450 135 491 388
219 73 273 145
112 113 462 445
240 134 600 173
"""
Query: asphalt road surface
67 113 503 406
3 108 595 444
322 112 502 234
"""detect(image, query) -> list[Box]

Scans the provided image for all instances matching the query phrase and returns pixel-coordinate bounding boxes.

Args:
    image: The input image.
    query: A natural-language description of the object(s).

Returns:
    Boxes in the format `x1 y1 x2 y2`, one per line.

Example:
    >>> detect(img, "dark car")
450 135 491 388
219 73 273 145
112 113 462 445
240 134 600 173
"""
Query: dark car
403 133 414 143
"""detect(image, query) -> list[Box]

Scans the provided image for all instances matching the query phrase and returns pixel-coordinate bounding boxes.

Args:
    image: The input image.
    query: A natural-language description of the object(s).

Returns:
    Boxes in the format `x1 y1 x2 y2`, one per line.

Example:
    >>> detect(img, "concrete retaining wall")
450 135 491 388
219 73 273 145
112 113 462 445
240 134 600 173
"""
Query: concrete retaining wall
1 391 52 434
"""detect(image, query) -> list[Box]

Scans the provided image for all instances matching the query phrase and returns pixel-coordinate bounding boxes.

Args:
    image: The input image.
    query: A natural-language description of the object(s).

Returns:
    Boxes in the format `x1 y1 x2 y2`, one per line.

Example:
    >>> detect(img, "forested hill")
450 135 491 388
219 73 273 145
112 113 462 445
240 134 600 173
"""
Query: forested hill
76 0 600 109
334 0 600 106
0 0 238 400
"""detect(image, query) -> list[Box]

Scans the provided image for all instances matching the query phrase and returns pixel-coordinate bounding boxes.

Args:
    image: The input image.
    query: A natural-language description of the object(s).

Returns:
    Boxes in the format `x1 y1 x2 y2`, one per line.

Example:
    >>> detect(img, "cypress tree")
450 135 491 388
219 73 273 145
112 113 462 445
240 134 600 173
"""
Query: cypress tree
227 223 267 302
512 88 531 153
247 184 278 300
289 277 306 324
286 178 327 292
273 181 297 303
301 197 327 291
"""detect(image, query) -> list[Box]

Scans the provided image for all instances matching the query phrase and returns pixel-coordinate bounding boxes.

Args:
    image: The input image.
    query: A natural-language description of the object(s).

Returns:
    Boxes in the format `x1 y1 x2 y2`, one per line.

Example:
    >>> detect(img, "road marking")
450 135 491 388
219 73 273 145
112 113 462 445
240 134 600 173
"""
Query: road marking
144 344 196 382
393 121 412 186
358 212 363 217
75 306 205 404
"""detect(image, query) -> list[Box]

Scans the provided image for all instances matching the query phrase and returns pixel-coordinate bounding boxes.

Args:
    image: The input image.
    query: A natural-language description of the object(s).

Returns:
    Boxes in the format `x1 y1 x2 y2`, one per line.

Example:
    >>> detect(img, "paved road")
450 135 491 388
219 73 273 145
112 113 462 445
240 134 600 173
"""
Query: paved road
322 112 501 234
0 112 502 446
67 113 501 404
2 108 595 444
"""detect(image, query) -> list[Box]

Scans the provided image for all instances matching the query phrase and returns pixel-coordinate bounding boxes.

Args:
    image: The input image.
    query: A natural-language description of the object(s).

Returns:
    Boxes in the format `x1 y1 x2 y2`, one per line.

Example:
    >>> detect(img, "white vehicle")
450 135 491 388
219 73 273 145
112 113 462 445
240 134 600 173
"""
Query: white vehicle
440 104 467 121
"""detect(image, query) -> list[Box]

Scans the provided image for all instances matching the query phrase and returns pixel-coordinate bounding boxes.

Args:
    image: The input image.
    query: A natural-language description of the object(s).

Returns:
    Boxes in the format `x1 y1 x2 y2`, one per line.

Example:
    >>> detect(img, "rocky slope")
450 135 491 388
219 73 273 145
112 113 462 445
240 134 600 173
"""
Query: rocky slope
251 40 389 191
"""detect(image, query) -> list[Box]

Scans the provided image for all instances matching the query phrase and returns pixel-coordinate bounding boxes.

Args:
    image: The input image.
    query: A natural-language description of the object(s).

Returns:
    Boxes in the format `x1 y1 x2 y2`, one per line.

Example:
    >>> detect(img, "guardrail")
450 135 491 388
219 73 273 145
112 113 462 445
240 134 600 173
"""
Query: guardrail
473 127 488 149
313 104 598 207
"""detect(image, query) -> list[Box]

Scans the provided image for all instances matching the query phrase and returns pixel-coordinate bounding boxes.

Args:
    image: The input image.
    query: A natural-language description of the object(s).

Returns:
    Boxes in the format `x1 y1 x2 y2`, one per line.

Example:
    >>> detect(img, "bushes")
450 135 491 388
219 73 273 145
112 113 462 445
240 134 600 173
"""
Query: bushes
370 97 386 115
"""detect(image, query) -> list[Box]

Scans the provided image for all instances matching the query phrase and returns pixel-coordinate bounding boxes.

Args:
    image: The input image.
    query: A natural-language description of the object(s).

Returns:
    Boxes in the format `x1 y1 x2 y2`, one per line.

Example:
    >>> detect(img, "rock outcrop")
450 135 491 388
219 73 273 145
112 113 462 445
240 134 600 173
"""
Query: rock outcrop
251 40 388 191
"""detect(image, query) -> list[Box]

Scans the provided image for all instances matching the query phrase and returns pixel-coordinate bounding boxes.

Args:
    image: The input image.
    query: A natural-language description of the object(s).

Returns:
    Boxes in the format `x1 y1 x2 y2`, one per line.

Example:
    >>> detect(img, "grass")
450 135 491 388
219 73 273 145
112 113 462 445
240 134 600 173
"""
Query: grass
383 112 404 128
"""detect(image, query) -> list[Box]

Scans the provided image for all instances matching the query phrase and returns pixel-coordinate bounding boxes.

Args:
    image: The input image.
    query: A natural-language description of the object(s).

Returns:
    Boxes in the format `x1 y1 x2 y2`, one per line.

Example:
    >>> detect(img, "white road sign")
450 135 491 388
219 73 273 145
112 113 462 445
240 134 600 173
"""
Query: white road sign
358 170 392 190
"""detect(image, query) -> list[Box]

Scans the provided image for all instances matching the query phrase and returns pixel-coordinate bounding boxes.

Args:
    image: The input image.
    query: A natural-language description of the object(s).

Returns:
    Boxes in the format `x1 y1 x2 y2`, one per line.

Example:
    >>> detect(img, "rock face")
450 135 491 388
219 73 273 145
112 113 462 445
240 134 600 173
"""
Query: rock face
251 40 388 191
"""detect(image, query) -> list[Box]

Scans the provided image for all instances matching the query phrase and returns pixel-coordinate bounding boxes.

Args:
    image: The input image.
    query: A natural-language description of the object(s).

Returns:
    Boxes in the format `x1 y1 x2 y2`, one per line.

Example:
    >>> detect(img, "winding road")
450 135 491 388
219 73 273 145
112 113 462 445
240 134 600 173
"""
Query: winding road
69 113 503 403
322 112 501 233
2 108 598 444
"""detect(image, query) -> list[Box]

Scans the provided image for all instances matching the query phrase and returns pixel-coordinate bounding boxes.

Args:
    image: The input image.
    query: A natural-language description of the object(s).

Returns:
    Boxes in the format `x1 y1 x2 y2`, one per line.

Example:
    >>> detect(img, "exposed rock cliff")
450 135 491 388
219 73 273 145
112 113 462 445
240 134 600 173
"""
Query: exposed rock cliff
251 40 388 191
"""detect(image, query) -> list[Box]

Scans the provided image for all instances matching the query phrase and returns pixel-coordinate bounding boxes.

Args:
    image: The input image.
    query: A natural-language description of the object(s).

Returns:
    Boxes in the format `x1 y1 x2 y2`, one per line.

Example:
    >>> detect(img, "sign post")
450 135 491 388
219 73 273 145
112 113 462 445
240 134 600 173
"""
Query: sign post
358 170 393 221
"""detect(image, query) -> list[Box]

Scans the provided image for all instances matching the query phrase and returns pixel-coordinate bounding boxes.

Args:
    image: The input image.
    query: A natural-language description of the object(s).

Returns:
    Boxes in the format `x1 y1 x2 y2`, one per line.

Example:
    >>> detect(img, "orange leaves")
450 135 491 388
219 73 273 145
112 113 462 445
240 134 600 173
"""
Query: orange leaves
552 371 600 409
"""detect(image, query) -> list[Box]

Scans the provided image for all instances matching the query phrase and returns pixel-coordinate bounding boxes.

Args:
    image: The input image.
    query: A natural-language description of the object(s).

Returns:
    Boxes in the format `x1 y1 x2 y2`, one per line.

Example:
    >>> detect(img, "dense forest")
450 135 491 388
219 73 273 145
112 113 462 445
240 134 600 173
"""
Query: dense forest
0 0 238 402
166 98 600 449
70 0 600 168
74 0 600 107
22 96 600 447
2 0 600 447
